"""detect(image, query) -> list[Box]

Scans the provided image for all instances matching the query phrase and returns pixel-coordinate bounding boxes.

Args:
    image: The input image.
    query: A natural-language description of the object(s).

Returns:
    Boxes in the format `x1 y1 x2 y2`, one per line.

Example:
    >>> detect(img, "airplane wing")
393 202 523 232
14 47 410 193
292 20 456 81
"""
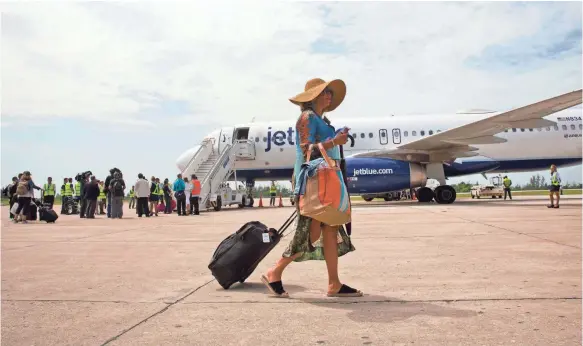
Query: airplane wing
351 89 582 163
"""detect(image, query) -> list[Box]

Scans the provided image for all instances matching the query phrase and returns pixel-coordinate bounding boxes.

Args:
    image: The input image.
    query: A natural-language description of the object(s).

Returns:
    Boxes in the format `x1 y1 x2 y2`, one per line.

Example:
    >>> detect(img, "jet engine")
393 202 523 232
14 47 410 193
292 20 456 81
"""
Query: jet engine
344 157 427 194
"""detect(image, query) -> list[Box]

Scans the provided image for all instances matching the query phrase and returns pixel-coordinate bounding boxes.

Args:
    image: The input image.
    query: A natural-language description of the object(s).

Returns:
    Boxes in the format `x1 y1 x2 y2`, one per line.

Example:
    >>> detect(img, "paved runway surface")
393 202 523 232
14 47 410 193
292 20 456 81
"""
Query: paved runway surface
2 196 581 345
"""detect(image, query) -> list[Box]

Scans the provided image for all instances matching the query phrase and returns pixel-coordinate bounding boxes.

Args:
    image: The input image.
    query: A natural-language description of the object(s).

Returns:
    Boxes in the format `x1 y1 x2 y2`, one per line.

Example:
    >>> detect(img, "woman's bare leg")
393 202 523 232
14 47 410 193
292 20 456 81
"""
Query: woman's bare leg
322 225 342 293
266 220 321 282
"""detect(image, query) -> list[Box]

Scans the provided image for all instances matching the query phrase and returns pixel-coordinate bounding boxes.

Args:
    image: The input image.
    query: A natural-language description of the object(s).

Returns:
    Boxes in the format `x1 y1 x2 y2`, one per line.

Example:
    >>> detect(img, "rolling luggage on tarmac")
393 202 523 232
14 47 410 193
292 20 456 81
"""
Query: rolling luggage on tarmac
208 210 297 289
39 207 58 223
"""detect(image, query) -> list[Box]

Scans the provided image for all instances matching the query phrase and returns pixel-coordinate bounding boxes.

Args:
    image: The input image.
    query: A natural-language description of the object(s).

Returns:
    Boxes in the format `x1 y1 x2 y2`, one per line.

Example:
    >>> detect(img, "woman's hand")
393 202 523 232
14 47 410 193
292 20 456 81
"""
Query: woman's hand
334 131 348 145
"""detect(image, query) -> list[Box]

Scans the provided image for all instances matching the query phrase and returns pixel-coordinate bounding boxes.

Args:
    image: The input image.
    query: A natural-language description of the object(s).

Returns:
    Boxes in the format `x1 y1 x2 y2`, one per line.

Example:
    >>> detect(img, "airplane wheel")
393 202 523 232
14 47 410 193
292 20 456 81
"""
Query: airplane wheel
214 196 222 211
434 185 456 204
383 196 393 201
416 187 435 203
362 197 374 202
248 196 254 207
238 196 246 208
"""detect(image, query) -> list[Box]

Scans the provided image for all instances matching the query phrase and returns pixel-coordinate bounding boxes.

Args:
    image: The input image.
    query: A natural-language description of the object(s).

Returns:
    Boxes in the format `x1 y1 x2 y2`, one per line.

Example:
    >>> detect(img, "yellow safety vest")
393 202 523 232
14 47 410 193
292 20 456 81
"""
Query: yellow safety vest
153 184 160 195
64 183 73 196
44 183 55 196
551 172 560 186
157 184 164 196
503 178 511 188
129 190 135 197
270 186 277 194
75 181 81 196
99 185 106 199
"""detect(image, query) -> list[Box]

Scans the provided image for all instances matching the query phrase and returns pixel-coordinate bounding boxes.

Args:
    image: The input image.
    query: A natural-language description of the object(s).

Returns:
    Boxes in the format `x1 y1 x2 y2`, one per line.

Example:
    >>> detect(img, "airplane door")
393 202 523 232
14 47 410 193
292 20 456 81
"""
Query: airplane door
218 127 234 154
379 129 388 145
392 128 401 144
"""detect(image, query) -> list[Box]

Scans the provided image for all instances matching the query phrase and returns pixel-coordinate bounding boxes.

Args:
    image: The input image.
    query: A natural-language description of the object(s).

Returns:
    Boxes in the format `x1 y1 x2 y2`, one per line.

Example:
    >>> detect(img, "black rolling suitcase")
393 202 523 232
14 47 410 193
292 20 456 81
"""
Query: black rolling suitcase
208 211 297 289
39 207 58 223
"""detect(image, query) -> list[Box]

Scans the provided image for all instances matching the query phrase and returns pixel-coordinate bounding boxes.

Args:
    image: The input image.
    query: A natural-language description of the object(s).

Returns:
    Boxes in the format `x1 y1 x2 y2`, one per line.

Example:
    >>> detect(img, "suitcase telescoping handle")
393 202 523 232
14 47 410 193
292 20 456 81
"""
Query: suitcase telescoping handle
277 210 298 236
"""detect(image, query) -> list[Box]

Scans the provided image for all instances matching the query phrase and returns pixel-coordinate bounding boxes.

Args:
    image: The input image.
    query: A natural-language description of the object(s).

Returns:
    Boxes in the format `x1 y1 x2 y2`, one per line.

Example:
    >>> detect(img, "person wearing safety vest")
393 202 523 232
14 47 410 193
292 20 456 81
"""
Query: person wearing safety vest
502 175 512 200
43 177 56 209
156 178 164 211
98 181 107 215
548 164 562 208
149 176 159 216
190 174 201 215
269 181 277 207
61 178 74 214
128 186 136 209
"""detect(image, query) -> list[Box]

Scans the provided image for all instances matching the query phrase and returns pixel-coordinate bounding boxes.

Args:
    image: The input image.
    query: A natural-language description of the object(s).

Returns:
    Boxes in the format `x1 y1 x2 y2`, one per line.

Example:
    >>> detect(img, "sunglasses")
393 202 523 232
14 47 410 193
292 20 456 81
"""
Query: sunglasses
322 88 334 97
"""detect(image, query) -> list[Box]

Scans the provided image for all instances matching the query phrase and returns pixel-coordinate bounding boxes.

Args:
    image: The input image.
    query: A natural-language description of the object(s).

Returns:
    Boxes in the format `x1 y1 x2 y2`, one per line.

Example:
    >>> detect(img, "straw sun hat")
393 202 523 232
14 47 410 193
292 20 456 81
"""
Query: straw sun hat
289 78 346 112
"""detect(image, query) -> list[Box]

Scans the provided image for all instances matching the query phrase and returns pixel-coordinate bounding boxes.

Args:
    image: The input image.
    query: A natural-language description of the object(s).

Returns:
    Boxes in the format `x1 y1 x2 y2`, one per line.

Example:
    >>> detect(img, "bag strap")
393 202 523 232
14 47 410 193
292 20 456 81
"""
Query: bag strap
304 143 335 168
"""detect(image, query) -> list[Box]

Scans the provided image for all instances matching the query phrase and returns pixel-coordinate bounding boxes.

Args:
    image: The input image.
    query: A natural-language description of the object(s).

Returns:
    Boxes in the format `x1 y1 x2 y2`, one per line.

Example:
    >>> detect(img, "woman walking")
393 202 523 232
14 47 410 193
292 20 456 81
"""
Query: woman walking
262 78 362 298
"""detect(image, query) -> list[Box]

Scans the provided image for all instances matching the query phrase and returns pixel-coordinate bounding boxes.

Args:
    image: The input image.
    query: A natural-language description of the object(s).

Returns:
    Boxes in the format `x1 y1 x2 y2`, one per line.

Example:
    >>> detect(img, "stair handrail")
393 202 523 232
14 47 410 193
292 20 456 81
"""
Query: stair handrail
200 143 233 204
180 137 213 176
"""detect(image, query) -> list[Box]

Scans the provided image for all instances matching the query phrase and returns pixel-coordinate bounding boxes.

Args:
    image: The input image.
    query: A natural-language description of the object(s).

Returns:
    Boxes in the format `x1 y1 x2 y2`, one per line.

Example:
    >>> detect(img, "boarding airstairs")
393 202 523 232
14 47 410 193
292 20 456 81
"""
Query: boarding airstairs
180 135 255 211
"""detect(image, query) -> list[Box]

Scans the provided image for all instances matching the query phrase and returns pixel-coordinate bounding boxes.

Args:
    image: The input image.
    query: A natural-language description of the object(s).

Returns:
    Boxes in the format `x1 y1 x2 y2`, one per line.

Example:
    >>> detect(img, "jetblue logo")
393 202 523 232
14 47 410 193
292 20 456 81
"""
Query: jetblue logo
353 168 394 176
265 127 355 152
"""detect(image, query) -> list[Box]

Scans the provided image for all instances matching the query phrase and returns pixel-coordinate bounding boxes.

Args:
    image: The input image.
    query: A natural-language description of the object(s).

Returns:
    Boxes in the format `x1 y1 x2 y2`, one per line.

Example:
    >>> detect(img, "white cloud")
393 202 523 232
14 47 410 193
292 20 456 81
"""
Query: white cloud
2 2 581 128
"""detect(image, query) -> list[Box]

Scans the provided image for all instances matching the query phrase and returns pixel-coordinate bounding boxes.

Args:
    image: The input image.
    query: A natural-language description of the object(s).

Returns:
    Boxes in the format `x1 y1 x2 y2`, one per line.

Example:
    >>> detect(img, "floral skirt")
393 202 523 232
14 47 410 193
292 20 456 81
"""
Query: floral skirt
281 206 355 262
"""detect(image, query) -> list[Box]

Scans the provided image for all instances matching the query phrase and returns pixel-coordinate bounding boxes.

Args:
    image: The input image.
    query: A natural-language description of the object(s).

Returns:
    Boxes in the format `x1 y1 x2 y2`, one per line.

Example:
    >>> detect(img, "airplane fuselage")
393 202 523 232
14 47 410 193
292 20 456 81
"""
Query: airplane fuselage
202 108 582 182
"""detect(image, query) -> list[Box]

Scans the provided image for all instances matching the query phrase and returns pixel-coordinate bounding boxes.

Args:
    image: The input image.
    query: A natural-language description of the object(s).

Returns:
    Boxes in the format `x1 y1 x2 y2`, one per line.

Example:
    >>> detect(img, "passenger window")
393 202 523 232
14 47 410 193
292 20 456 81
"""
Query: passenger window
570 124 576 130
562 125 567 130
529 128 533 132
428 130 434 135
420 130 425 136
504 129 508 132
579 124 582 130
554 125 559 131
412 131 417 136
380 131 386 138
360 133 365 139
512 128 517 132
537 128 542 132
520 128 525 132
437 129 441 133
255 137 260 142
263 137 267 142
403 131 408 137
368 133 373 138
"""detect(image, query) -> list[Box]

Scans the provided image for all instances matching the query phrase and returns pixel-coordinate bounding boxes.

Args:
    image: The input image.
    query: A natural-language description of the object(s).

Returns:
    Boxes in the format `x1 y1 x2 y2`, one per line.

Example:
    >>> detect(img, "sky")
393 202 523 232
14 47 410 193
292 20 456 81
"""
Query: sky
1 1 582 189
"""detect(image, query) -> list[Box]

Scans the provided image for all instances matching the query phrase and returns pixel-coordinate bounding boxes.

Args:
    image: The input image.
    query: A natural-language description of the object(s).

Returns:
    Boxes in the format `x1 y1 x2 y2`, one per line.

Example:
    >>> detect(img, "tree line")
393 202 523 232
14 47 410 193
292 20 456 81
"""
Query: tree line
451 173 583 193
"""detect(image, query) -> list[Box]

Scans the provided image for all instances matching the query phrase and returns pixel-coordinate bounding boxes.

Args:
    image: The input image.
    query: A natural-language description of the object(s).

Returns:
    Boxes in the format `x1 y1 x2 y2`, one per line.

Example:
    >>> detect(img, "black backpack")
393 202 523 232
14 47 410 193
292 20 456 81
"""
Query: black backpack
112 180 123 194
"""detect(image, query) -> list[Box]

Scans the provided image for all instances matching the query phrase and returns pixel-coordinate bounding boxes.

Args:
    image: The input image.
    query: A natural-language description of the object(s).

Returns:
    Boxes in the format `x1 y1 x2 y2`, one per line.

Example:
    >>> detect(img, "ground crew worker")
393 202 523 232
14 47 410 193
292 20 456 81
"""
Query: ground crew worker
269 181 277 206
149 176 159 216
548 164 561 208
98 181 107 215
74 178 81 210
190 174 201 215
503 175 512 200
61 178 73 214
128 186 136 209
43 177 56 209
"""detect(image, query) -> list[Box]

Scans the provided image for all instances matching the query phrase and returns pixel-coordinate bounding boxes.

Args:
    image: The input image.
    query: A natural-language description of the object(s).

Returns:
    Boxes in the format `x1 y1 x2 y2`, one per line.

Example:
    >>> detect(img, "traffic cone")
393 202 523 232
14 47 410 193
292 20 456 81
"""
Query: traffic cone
258 193 264 207
278 194 284 207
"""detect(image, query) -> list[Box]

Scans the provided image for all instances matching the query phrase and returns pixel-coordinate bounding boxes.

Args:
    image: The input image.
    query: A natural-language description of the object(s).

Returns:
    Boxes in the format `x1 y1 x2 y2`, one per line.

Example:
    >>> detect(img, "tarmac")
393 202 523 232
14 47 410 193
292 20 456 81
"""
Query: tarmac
2 195 581 346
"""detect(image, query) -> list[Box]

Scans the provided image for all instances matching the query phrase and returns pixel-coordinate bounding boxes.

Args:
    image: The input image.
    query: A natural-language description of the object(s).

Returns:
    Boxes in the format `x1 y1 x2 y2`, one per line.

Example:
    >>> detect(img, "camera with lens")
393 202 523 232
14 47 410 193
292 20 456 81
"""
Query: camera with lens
75 171 93 182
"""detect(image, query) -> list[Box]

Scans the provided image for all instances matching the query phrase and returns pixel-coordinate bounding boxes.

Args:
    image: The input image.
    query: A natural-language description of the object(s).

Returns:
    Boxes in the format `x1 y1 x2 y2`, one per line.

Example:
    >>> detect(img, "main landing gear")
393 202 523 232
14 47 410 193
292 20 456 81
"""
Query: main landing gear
415 185 457 204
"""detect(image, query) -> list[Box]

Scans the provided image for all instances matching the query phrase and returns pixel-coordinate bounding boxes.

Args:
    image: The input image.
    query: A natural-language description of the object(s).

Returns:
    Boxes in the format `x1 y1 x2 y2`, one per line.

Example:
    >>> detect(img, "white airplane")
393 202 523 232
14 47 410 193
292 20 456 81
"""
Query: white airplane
176 89 582 205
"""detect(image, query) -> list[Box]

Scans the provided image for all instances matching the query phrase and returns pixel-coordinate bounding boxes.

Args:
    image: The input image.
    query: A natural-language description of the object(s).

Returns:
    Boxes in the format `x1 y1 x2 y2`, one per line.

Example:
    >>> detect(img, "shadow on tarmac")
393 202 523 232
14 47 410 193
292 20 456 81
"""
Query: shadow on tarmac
218 282 477 324
299 294 478 323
